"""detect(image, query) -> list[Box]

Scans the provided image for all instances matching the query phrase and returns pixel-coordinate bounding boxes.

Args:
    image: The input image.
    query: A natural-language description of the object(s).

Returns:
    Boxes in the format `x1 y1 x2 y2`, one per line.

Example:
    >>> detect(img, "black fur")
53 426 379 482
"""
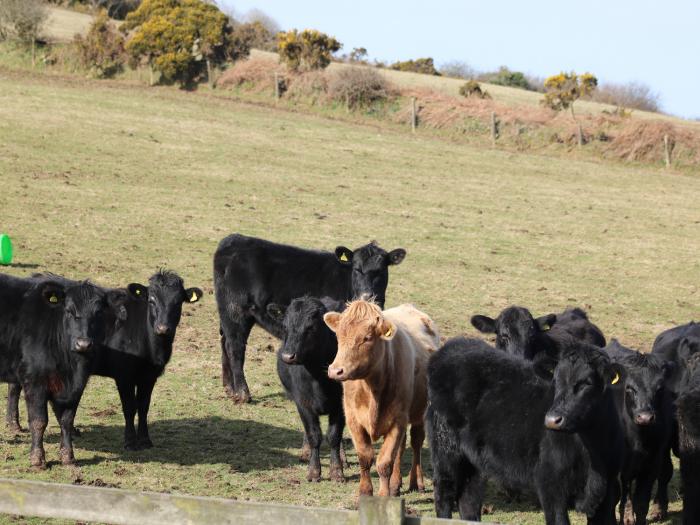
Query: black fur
677 354 700 525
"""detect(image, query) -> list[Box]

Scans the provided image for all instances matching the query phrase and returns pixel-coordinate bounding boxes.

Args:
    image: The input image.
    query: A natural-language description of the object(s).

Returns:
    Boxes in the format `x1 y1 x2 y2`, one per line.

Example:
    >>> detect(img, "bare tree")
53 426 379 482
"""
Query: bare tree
439 60 478 79
592 81 661 113
0 0 47 64
243 8 280 34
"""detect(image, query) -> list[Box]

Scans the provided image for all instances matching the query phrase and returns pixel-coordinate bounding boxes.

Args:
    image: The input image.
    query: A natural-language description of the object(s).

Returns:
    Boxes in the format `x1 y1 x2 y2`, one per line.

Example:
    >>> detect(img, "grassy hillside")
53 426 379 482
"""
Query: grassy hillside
0 60 697 524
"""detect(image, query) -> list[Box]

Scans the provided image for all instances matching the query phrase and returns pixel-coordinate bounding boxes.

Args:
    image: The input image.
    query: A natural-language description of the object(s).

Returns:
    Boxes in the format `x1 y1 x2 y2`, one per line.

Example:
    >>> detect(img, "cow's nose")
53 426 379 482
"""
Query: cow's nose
74 338 93 352
635 412 655 425
281 353 297 364
155 324 171 336
328 367 344 380
544 414 564 430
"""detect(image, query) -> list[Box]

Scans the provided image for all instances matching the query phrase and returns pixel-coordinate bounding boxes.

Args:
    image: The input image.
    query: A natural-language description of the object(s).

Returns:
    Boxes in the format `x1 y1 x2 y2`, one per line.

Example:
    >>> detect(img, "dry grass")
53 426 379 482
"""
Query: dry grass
215 55 282 92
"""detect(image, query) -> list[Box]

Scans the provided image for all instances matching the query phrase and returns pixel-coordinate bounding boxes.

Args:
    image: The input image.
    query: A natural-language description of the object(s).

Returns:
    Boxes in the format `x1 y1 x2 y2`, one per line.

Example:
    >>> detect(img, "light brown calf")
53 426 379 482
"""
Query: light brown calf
324 299 440 497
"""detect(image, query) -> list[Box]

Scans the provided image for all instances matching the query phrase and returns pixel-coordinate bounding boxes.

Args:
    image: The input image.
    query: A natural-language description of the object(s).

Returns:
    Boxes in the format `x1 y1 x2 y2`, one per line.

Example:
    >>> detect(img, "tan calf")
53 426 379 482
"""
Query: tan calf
324 299 440 497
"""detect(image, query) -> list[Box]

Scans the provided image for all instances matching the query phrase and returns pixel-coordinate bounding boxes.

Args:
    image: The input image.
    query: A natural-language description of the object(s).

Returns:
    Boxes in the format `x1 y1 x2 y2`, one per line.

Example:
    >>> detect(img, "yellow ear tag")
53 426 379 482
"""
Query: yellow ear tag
542 324 550 331
384 327 393 338
340 253 349 262
135 289 141 296
49 294 58 304
611 372 620 385
190 291 198 302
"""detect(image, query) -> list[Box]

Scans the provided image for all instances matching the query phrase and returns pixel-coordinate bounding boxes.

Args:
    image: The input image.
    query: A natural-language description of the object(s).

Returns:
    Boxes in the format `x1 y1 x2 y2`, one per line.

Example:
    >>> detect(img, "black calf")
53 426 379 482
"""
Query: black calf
677 353 700 525
268 296 345 482
427 337 624 524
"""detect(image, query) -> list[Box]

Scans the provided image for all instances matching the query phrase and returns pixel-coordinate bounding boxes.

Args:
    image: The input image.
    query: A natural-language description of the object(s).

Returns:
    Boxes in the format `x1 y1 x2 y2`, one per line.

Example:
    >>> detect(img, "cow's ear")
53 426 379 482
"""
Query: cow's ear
536 314 557 332
377 318 396 340
323 312 341 332
107 290 129 321
184 287 203 304
471 315 496 334
127 283 148 299
387 249 406 266
678 337 699 363
335 246 353 265
606 362 626 389
42 284 65 307
266 303 287 321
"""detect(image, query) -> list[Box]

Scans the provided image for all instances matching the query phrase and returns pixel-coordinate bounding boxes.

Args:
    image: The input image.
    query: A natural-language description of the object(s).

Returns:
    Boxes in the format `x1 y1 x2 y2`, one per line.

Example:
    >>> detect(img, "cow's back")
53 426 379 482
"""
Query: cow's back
652 322 700 357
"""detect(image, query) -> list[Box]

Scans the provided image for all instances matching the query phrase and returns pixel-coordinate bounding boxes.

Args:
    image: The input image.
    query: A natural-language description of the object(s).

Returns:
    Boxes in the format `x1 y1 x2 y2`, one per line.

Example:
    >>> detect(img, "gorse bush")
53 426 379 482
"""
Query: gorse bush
459 80 490 99
542 71 597 117
390 57 440 76
74 10 126 78
277 29 341 71
327 67 391 109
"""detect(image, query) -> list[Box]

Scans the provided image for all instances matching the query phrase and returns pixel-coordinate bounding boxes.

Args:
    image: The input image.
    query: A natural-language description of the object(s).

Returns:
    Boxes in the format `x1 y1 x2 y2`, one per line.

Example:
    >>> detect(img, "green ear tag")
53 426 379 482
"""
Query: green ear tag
49 294 58 304
340 253 348 262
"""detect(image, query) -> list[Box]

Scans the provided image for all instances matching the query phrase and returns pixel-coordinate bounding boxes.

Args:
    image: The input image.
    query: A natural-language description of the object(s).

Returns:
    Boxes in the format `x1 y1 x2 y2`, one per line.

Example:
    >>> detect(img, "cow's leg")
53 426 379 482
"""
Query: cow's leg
135 376 157 449
348 417 374 496
297 405 322 482
24 384 48 469
630 472 655 525
220 315 255 404
650 449 673 522
6 383 23 433
536 466 571 525
389 432 406 495
408 424 425 492
300 434 311 462
376 423 406 497
457 465 484 522
587 474 620 525
327 409 345 482
618 479 629 525
115 379 138 450
52 402 77 465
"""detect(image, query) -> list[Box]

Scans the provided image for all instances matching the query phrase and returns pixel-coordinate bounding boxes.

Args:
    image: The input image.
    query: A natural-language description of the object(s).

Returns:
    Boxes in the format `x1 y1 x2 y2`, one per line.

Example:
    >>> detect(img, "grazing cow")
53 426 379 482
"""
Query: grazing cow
604 340 674 525
650 323 700 519
677 353 700 525
427 337 624 524
7 271 202 451
0 273 125 468
470 305 606 359
268 296 346 482
323 299 440 497
213 234 406 403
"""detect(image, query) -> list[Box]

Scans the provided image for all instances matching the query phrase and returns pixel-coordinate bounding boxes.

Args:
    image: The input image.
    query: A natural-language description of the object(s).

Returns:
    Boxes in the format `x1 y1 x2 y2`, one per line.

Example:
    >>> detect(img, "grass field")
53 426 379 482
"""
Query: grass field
0 61 698 525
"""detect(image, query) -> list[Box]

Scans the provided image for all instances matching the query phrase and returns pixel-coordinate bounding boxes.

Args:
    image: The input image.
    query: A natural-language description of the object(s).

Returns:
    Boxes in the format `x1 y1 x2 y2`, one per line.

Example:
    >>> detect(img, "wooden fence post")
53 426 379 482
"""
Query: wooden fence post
359 496 405 525
663 134 672 168
274 72 280 101
490 112 498 146
411 97 417 133
577 123 584 148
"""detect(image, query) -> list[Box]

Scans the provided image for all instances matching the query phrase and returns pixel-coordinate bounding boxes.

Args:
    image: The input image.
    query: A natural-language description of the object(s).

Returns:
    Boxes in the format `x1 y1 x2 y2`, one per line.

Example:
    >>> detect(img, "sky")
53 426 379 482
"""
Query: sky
219 0 700 119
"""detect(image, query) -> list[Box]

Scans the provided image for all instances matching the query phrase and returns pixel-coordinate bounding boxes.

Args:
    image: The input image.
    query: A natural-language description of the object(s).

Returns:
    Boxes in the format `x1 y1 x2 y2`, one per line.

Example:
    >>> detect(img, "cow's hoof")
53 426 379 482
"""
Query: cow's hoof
233 390 252 404
408 482 424 493
137 438 153 450
60 451 75 466
30 451 47 471
6 422 24 434
330 468 345 483
648 503 667 522
124 442 138 451
299 444 311 463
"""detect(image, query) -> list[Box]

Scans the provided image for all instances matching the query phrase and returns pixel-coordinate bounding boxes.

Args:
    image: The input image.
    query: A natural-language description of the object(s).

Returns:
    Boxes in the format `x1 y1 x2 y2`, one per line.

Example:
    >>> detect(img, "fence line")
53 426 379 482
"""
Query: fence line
0 478 489 525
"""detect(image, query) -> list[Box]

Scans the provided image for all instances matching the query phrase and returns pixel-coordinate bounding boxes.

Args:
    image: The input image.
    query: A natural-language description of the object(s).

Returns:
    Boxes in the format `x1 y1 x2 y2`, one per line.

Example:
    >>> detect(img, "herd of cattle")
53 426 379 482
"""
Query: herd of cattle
1 233 699 525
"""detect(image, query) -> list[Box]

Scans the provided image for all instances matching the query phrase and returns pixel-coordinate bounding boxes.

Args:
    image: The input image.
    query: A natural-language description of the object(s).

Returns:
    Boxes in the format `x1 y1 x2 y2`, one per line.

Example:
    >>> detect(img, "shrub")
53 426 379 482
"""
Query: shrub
0 0 47 44
592 81 660 113
74 10 126 78
542 71 597 117
123 0 245 87
459 80 490 99
327 67 390 109
215 55 281 91
479 66 530 89
390 57 440 76
277 29 341 71
230 20 276 53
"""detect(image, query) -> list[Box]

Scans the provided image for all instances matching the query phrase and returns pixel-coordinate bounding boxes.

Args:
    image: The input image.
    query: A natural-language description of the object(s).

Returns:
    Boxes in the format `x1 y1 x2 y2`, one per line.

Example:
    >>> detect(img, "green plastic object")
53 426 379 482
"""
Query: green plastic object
0 234 13 265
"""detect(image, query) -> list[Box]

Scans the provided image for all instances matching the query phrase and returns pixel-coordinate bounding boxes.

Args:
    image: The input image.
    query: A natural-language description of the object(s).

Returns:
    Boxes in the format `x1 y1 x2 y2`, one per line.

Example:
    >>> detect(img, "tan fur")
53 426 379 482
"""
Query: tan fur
325 300 440 497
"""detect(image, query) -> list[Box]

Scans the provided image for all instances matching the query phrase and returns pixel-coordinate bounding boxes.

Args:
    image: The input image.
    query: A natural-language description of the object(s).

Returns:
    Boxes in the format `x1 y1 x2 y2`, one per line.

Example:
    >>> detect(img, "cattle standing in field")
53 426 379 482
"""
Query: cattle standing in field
268 296 346 482
7 271 202 451
650 323 700 519
323 299 440 497
470 305 606 359
676 353 700 525
604 340 674 525
427 337 624 524
213 234 406 404
0 273 125 468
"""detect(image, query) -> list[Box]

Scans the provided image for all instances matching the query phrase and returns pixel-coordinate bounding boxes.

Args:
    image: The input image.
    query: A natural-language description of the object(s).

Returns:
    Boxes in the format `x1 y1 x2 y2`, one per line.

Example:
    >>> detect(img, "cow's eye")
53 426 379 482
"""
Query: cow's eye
363 334 373 342
575 379 593 393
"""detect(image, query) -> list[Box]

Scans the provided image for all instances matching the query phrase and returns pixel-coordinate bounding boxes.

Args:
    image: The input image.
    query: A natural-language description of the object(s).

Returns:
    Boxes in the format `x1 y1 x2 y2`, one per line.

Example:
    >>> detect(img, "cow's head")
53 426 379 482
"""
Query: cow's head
543 342 625 432
41 280 126 354
267 297 338 366
334 242 405 309
677 336 700 390
611 350 674 426
324 299 394 381
128 270 202 344
471 306 556 359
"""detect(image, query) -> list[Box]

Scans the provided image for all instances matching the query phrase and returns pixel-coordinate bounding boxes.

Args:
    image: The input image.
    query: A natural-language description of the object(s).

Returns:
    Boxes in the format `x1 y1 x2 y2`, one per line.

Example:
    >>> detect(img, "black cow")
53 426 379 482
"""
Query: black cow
267 296 345 483
650 323 700 519
604 340 674 525
427 337 624 524
677 353 700 525
7 271 202 451
0 273 125 468
213 234 406 403
470 305 606 360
